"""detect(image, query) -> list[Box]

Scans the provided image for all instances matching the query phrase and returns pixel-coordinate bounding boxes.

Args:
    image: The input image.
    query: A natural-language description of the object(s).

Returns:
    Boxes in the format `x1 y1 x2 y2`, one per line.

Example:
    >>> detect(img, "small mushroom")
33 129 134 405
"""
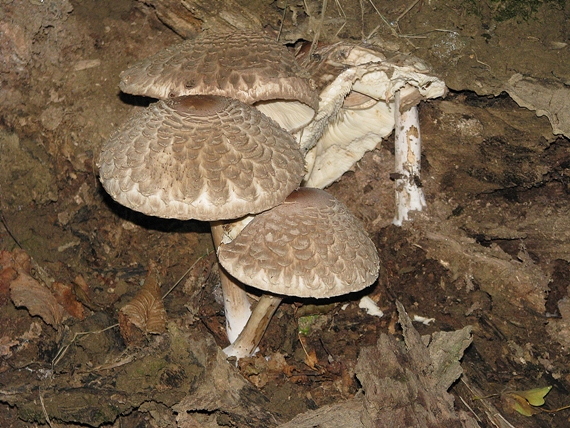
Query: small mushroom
98 95 305 343
218 187 380 359
119 30 318 133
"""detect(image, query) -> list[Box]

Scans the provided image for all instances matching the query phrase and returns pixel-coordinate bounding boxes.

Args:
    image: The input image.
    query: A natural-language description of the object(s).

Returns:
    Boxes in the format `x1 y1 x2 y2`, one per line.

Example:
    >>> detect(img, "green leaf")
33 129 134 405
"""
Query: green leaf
501 386 552 416
516 386 552 406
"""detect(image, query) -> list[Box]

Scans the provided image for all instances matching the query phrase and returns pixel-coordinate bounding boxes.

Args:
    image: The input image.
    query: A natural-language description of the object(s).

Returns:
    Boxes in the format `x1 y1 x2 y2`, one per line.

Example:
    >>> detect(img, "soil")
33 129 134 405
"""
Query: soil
1 0 570 426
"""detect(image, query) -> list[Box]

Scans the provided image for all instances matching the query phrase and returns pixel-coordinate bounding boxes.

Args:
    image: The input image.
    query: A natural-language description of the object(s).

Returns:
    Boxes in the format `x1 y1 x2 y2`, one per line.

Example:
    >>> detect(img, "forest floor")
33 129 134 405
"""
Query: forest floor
1 0 570 426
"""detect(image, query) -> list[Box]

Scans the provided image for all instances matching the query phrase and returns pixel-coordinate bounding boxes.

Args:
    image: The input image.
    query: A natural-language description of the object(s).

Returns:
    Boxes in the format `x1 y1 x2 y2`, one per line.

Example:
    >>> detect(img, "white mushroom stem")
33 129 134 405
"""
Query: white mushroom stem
223 294 283 359
210 220 253 344
393 91 426 226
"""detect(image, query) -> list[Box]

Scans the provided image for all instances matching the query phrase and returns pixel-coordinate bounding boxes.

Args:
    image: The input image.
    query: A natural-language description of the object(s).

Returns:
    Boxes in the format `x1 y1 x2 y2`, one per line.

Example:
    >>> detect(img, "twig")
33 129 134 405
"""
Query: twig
81 353 134 373
39 387 54 428
307 0 328 59
52 324 119 368
0 210 23 249
366 0 417 48
471 49 491 70
459 394 483 423
162 250 213 300
364 24 381 41
460 376 515 428
395 0 421 24
333 0 347 37
277 0 287 42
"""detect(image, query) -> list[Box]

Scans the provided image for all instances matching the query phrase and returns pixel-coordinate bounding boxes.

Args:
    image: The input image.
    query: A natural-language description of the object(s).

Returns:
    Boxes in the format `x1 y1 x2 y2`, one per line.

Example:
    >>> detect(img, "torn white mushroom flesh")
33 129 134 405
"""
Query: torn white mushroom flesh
298 44 446 219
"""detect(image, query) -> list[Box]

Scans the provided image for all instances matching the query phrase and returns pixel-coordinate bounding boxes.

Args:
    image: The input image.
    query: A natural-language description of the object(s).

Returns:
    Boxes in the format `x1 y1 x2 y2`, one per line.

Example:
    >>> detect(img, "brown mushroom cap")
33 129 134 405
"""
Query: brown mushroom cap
98 95 305 221
119 30 318 111
217 188 380 298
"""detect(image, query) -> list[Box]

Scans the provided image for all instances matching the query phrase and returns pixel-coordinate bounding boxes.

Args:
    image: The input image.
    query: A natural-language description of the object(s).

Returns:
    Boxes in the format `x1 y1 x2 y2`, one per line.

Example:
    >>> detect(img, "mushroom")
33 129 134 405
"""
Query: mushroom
392 88 424 226
297 44 446 224
218 187 380 359
98 94 305 343
115 29 320 342
119 30 318 133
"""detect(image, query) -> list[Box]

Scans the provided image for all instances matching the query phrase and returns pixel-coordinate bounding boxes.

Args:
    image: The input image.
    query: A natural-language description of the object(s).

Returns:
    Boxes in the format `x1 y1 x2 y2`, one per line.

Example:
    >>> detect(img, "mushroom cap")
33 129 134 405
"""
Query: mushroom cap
119 30 319 111
217 188 380 298
98 95 305 221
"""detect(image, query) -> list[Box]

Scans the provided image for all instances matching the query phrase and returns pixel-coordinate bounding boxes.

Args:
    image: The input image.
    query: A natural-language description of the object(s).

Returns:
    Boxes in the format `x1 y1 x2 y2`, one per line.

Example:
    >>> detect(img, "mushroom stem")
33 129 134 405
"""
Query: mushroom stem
393 91 426 226
210 221 252 344
223 294 283 359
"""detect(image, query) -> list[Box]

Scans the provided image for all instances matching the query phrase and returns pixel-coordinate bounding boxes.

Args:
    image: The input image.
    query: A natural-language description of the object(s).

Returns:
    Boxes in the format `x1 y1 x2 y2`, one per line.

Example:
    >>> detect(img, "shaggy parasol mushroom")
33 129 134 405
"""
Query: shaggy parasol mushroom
116 29 319 342
119 29 318 133
297 44 445 224
218 187 380 359
98 95 305 343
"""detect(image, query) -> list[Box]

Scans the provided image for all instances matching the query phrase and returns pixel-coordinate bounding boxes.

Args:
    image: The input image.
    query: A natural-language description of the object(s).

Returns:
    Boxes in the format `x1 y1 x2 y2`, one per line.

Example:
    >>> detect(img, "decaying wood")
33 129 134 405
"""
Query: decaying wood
279 397 366 428
280 302 478 427
139 0 266 38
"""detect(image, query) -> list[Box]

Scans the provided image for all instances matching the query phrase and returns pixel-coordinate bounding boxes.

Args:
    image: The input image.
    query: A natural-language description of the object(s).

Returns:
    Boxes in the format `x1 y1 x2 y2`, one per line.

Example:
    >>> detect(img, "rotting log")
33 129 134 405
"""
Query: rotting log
138 0 266 38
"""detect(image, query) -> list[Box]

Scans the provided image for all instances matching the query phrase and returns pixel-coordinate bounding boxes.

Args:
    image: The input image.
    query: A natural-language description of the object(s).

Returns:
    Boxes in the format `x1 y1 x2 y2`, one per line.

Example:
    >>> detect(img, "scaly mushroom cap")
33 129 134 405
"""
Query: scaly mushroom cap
98 95 305 221
218 188 380 298
119 30 319 112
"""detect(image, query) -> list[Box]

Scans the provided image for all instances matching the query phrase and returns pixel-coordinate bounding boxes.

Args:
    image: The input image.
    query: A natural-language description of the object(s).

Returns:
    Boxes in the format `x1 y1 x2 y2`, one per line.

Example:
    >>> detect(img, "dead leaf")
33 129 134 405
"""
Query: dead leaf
269 352 294 377
11 248 31 272
299 335 319 371
21 321 42 340
304 349 319 371
72 274 100 311
0 265 17 305
237 352 295 388
3 249 67 326
0 336 19 358
10 269 66 327
1 250 22 305
52 281 85 320
119 266 166 345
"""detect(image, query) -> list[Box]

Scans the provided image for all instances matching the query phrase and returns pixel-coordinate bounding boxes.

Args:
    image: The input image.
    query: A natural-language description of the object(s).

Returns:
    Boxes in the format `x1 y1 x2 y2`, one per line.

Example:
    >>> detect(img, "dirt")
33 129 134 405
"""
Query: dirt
1 0 570 426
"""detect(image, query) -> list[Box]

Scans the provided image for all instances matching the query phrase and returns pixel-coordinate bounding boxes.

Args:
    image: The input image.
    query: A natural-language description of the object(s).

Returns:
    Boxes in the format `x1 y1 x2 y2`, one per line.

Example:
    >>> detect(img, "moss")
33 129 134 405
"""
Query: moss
490 0 565 21
463 0 566 22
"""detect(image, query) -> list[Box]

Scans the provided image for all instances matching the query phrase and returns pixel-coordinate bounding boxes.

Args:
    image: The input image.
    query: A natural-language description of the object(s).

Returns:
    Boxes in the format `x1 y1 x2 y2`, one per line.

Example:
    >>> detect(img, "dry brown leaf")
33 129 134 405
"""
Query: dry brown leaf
304 349 319 371
4 249 66 327
1 250 21 305
0 265 17 305
267 352 294 377
298 335 319 371
10 271 66 327
0 336 19 358
72 274 101 311
119 267 167 345
52 281 85 320
9 248 31 272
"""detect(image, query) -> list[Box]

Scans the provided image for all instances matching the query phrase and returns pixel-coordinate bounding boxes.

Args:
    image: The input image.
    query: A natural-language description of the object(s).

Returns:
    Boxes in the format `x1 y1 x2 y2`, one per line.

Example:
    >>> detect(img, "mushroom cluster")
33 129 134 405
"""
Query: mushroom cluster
98 30 381 358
